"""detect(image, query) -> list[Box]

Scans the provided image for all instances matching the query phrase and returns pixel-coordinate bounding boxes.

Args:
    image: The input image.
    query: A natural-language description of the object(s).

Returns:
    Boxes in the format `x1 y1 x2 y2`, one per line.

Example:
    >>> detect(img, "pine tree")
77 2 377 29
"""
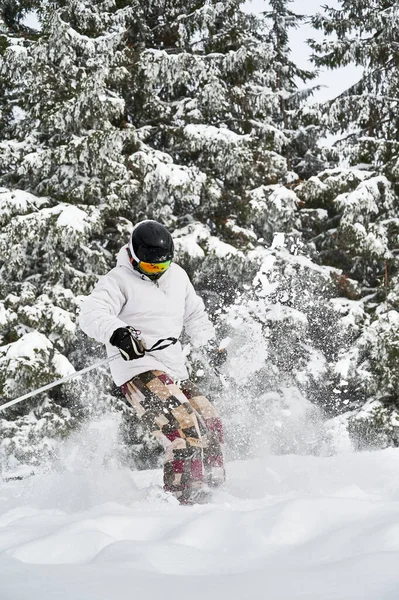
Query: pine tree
0 0 146 470
309 0 399 167
263 0 323 177
295 163 399 447
303 1 399 446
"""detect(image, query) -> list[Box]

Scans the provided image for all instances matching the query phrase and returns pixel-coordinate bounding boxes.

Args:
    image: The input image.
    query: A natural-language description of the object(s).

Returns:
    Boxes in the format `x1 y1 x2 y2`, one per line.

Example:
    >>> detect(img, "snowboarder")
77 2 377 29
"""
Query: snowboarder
79 220 226 504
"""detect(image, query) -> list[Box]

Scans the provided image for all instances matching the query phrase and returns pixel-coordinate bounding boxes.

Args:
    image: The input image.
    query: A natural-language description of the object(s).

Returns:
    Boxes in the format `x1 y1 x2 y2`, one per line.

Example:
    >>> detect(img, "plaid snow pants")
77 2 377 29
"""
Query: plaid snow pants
121 370 225 504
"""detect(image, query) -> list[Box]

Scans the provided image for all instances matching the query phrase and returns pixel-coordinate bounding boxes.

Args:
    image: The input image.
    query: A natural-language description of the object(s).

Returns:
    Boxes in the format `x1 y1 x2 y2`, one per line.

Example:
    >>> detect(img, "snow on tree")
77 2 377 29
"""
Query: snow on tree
262 0 324 178
4 0 398 467
0 0 324 469
309 0 399 168
304 2 399 444
296 162 399 446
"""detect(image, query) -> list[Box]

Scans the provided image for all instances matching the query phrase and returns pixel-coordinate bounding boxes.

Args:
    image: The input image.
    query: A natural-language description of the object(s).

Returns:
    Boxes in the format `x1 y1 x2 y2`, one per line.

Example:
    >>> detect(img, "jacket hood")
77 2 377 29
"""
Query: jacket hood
116 244 150 280
116 244 133 269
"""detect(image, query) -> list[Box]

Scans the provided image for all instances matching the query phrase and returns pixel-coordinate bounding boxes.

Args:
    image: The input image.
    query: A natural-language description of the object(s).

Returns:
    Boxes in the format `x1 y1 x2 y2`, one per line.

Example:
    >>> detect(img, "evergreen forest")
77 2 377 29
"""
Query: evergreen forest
1 0 399 474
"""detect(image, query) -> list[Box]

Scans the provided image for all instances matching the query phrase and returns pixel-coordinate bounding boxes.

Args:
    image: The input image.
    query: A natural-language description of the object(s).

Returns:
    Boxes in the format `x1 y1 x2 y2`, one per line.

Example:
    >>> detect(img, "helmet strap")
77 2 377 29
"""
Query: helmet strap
128 237 142 263
126 246 135 266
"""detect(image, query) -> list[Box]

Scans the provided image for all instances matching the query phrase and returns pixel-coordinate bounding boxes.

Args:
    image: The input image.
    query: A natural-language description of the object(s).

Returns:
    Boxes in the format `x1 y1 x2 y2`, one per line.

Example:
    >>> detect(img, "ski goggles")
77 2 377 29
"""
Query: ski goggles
138 260 172 275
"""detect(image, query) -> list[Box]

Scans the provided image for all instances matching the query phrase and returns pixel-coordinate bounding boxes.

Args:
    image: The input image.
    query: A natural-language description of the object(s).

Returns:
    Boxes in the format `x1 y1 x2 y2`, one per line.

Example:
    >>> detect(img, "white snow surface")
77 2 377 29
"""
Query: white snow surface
1 417 399 599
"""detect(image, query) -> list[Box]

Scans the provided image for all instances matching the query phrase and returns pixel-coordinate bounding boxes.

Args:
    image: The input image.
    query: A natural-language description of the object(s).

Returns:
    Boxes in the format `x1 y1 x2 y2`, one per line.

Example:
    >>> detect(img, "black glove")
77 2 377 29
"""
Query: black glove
110 326 146 361
207 343 228 369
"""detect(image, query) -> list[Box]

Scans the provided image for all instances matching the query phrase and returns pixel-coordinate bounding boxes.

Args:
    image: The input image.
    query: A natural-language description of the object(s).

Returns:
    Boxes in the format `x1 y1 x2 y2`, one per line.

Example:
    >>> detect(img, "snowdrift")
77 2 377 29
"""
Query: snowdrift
2 433 399 600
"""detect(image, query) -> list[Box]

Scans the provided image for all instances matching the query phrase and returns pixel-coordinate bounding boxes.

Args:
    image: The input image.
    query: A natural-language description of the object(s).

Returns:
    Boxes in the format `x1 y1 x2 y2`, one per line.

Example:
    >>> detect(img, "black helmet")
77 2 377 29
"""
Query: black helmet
130 220 174 263
130 221 174 280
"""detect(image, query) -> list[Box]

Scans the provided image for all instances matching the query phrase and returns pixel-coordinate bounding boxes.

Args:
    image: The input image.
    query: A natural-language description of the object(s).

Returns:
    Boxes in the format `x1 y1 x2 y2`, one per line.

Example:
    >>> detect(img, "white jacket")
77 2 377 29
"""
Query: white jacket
79 245 215 385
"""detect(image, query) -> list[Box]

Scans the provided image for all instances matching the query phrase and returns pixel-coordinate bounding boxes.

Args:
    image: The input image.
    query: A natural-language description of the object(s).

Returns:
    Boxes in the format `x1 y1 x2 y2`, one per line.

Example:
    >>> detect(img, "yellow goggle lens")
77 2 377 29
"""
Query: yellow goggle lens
139 260 172 274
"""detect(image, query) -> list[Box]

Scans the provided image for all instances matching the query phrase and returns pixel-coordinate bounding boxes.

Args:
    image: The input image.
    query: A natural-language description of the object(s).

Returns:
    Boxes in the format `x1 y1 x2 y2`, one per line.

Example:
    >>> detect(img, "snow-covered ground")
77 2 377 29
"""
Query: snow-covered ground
1 418 399 600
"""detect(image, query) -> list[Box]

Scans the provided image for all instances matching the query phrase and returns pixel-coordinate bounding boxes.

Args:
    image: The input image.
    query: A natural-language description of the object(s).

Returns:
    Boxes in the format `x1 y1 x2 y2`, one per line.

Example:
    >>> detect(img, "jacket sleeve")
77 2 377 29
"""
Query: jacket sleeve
79 270 128 345
183 277 216 347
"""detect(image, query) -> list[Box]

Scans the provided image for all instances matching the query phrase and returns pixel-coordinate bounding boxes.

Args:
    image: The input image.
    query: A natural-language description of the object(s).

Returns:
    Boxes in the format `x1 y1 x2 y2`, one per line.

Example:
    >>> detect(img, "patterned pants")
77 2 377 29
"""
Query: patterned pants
121 370 225 504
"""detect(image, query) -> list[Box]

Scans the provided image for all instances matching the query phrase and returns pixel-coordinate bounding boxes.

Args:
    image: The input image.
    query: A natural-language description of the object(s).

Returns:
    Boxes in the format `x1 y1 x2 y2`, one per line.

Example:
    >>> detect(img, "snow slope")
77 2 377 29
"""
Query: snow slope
1 418 399 600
